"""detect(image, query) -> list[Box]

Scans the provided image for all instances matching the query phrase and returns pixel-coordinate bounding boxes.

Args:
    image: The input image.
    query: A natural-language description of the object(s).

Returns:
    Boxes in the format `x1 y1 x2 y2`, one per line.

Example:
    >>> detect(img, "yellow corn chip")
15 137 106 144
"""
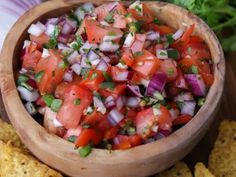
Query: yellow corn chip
208 120 236 177
0 141 63 177
0 119 25 149
194 162 215 177
155 162 193 177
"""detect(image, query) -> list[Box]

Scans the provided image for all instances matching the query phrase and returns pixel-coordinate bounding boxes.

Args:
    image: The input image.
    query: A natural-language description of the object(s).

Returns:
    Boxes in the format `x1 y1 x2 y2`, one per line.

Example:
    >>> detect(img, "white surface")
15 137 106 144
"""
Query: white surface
0 0 42 49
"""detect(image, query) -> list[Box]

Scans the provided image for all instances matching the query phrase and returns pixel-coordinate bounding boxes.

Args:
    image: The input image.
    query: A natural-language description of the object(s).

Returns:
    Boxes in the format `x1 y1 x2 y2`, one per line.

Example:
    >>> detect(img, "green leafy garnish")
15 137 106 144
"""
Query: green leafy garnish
167 49 179 59
90 72 98 80
197 97 206 106
166 34 174 45
191 65 198 74
72 35 83 51
68 136 77 143
35 71 45 83
153 17 161 25
102 71 112 82
104 13 114 23
79 145 92 157
58 59 69 69
42 94 55 107
129 21 142 33
17 74 29 85
51 99 63 112
73 98 81 105
99 82 115 89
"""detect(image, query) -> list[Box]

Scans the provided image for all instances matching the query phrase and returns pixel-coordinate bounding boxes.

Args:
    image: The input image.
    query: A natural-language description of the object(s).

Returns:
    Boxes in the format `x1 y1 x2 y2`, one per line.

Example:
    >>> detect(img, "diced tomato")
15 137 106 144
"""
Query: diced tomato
22 50 42 71
136 106 172 138
131 50 160 76
113 13 127 29
75 128 102 147
113 141 131 150
130 71 148 85
80 70 105 91
104 126 119 140
127 4 154 24
99 83 127 98
57 85 92 129
63 126 82 139
121 50 134 67
128 135 143 146
35 49 67 94
84 18 123 43
159 59 178 82
178 24 195 45
81 111 106 127
36 97 46 107
129 34 146 53
173 114 192 125
112 134 142 150
29 33 50 49
149 24 175 35
126 109 137 120
173 68 188 90
94 117 112 133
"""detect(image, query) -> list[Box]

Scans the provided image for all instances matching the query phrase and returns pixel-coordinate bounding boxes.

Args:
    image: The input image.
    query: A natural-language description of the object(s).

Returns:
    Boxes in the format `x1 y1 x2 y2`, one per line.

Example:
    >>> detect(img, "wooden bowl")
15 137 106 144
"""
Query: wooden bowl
0 1 225 177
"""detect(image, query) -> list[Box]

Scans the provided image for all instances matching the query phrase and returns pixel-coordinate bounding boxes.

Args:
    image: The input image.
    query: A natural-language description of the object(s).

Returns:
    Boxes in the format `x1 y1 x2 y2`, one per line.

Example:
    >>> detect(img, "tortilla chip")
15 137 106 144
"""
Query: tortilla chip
0 119 25 149
0 141 63 177
194 162 215 177
208 120 236 177
155 162 193 177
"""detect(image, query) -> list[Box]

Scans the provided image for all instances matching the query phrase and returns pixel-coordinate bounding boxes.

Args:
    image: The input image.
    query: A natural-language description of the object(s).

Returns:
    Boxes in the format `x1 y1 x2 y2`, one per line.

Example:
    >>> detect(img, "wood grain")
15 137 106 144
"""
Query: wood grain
0 1 226 177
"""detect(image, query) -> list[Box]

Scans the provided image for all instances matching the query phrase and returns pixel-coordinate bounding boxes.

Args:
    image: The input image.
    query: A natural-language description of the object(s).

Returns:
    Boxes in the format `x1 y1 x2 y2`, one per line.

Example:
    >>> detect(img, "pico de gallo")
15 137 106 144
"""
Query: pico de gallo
17 1 214 157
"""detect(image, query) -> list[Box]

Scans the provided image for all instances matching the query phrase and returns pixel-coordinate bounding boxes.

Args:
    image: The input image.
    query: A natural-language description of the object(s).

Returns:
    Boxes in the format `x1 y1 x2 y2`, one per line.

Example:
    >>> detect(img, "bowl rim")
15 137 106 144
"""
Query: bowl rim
0 0 225 176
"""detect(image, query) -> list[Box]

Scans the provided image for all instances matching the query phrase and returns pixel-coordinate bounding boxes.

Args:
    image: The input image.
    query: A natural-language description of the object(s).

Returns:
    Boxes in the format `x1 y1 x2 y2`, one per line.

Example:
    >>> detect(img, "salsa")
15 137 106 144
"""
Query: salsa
17 1 213 157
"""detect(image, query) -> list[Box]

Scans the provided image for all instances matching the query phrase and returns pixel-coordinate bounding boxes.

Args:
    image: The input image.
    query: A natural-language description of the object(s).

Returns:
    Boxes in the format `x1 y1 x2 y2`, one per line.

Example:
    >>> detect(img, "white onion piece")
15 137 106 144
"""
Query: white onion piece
107 108 124 126
80 41 97 54
174 92 194 102
63 71 73 82
42 48 50 58
99 41 119 52
53 117 63 127
45 24 55 36
27 23 44 37
36 21 46 31
151 125 159 133
71 63 82 76
100 21 110 26
67 50 80 64
93 96 106 114
126 97 140 108
17 86 39 102
101 56 111 63
19 68 27 74
123 33 135 48
156 49 168 59
23 40 31 49
116 62 128 69
75 8 85 21
82 3 95 13
25 102 37 115
58 43 74 54
87 50 100 61
90 59 100 66
103 34 123 42
96 59 108 71
81 55 91 68
146 31 160 41
45 18 59 26
181 101 196 116
172 28 185 40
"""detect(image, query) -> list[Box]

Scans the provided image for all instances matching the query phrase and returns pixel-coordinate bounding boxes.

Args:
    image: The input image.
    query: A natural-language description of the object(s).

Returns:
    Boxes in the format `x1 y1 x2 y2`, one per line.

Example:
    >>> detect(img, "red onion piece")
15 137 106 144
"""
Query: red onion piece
71 63 82 76
115 70 130 82
105 96 116 109
80 41 97 54
93 96 106 114
172 28 185 40
108 108 124 126
27 23 44 37
126 97 140 108
127 85 143 97
45 17 59 26
67 50 80 64
184 74 206 96
174 92 194 102
146 31 160 41
26 79 37 89
99 41 119 52
181 101 196 116
17 86 39 102
146 72 167 96
57 34 70 44
63 71 73 82
116 96 126 110
87 50 100 61
96 59 108 71
174 69 188 89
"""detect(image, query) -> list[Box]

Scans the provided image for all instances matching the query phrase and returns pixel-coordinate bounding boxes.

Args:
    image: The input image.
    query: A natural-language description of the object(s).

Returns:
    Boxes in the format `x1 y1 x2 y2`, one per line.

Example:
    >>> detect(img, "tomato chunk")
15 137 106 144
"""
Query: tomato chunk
57 85 92 129
75 128 102 147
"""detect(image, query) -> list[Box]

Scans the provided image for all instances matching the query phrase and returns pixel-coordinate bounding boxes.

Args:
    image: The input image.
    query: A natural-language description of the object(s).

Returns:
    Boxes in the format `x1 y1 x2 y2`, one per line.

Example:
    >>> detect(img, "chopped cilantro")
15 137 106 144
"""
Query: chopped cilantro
68 136 77 143
17 74 29 85
167 49 179 59
79 145 92 157
167 68 174 76
73 98 81 105
99 82 115 89
197 97 206 106
153 17 160 25
133 51 144 57
166 34 174 45
107 31 117 36
102 71 112 82
43 25 59 49
82 124 91 129
129 21 142 33
35 71 45 83
42 94 55 107
160 51 167 56
104 13 114 23
51 99 62 112
58 59 69 69
191 65 198 74
90 72 98 80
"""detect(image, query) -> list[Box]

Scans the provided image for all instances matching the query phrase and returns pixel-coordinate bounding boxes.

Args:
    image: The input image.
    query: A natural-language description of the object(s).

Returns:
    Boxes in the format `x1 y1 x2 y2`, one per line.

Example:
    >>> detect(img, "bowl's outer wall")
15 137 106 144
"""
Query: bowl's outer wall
0 1 225 177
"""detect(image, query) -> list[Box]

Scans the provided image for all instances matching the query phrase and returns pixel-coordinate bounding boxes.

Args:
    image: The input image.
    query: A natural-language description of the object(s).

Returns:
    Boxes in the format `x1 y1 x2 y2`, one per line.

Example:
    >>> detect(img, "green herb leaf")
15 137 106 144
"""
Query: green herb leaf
35 71 45 83
129 21 142 33
197 97 205 106
102 71 112 82
166 34 174 45
73 98 81 105
167 49 179 59
51 99 63 112
79 145 92 157
153 17 160 25
42 94 55 107
82 124 91 129
191 65 198 74
17 74 29 85
58 59 69 69
20 82 33 91
99 82 115 89
68 136 77 143
43 25 59 49
104 13 114 23
90 72 98 80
